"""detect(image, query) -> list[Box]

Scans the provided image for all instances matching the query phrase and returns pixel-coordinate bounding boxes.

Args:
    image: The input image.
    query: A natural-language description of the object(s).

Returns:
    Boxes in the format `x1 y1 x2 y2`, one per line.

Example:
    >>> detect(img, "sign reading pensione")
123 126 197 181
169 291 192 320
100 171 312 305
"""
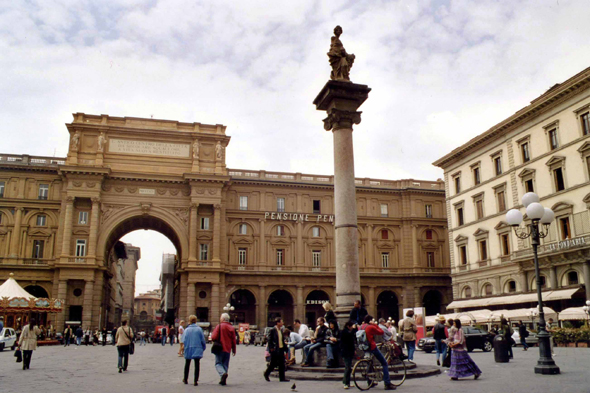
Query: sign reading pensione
109 138 190 158
265 212 334 224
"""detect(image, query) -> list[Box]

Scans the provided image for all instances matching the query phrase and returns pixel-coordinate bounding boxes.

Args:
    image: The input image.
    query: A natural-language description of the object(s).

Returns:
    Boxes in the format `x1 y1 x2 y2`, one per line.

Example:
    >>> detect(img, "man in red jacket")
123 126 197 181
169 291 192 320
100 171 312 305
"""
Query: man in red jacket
211 313 237 386
362 315 396 390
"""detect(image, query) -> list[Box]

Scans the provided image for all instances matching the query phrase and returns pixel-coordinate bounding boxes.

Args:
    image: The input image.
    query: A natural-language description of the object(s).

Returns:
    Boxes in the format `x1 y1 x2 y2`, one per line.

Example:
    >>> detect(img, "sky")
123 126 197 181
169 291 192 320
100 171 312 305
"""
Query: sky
3 0 590 295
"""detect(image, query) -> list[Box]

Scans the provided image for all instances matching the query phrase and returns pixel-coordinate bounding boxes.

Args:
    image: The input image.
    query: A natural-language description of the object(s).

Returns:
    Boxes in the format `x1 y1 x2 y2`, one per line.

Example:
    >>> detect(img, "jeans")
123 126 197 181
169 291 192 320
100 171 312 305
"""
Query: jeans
289 340 307 361
64 336 70 346
507 342 514 358
342 356 353 386
326 342 337 362
76 337 82 346
434 339 447 361
161 336 166 346
215 351 231 376
370 348 391 385
405 340 416 361
184 358 200 383
140 337 146 346
303 342 324 365
23 350 33 369
117 345 129 370
520 336 528 349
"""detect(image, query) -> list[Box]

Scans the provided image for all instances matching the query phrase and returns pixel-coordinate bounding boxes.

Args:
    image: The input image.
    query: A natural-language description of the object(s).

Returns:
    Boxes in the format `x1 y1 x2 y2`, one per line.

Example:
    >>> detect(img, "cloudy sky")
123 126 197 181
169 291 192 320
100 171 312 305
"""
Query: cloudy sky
3 0 590 294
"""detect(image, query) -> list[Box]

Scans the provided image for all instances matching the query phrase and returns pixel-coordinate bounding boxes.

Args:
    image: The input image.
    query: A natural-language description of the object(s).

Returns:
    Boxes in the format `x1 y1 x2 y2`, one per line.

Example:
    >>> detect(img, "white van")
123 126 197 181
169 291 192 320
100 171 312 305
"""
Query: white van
0 327 17 351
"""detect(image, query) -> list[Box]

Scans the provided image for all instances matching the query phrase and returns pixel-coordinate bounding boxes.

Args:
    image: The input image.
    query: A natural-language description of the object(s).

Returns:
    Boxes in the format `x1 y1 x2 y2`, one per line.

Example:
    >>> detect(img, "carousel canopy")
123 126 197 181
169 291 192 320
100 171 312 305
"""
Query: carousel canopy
0 273 63 312
0 273 36 299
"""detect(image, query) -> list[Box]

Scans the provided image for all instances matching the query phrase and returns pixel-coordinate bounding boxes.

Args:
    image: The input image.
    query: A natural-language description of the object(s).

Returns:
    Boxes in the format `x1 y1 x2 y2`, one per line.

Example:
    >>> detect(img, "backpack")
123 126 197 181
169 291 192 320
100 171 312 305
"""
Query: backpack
523 329 529 338
356 328 370 351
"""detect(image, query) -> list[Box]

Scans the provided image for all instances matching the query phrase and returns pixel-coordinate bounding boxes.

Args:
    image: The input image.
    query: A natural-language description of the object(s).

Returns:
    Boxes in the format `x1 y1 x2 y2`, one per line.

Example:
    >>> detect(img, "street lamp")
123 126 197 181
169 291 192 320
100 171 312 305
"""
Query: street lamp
223 303 236 325
583 300 590 326
506 192 560 375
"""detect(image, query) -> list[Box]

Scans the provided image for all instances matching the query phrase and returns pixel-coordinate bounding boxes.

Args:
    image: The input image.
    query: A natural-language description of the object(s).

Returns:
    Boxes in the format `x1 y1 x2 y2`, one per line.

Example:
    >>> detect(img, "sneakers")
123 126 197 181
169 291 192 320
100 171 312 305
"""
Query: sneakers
343 384 350 389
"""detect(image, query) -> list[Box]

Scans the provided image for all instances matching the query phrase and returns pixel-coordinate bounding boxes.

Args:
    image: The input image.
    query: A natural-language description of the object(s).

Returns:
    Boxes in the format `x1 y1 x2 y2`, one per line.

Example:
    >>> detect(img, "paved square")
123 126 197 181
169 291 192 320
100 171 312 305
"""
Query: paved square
1 344 589 392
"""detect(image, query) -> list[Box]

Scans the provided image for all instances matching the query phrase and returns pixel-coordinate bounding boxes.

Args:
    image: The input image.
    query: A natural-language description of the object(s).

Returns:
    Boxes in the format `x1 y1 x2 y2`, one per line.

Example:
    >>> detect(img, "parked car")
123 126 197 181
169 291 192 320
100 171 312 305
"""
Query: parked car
463 327 493 352
0 328 17 351
417 337 435 353
254 327 272 346
512 329 539 347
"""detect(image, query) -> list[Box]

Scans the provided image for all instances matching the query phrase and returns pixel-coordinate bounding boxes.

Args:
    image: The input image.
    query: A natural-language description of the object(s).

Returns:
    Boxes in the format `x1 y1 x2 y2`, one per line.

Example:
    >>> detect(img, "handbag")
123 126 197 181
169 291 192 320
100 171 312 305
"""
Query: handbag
442 350 451 368
14 348 22 363
211 340 223 355
122 327 135 355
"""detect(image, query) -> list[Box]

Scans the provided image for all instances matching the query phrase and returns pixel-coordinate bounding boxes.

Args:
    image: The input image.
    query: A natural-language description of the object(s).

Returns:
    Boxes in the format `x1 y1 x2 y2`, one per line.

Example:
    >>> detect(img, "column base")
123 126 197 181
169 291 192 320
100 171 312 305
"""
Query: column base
534 364 560 375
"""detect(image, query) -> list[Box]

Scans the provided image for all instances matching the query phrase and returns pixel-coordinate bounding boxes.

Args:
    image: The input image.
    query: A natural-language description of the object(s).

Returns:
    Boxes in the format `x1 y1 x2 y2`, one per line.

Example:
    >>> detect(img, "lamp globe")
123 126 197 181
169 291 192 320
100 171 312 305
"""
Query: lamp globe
506 209 523 226
522 192 540 207
526 202 545 220
540 208 555 224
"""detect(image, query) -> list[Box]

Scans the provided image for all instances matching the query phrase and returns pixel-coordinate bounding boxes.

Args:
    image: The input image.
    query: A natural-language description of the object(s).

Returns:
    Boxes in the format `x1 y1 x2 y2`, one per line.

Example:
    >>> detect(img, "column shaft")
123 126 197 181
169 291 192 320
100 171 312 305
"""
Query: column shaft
189 203 198 261
368 287 376 317
296 286 304 320
61 198 74 257
8 207 23 257
83 280 94 327
367 224 373 268
549 266 558 289
211 284 220 326
259 285 266 328
187 282 196 318
212 205 221 262
87 198 100 257
259 219 266 265
56 280 68 331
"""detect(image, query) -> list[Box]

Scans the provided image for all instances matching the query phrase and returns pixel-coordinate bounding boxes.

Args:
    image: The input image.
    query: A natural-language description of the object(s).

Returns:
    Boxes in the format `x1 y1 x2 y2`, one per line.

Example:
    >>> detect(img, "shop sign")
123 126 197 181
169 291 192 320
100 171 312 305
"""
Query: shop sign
306 300 329 305
546 236 587 252
265 212 334 224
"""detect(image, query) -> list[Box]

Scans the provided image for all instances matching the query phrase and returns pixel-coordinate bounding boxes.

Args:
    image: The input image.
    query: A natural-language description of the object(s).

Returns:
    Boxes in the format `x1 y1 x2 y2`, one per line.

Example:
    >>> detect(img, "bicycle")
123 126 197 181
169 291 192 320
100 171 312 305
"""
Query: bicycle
352 342 407 390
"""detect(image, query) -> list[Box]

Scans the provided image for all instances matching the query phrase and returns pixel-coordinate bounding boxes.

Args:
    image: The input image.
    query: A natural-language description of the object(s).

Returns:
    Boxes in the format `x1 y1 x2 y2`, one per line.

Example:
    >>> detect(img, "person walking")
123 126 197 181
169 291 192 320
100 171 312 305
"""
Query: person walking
448 319 481 380
349 300 368 326
263 317 290 383
115 320 134 373
102 327 108 346
433 316 448 366
84 327 91 346
401 310 417 362
161 326 167 346
63 325 72 347
518 321 529 351
182 315 206 386
501 318 513 359
140 331 147 346
75 326 84 347
17 318 41 370
169 326 175 346
178 321 185 356
111 326 118 346
340 321 356 390
362 315 396 390
210 313 237 386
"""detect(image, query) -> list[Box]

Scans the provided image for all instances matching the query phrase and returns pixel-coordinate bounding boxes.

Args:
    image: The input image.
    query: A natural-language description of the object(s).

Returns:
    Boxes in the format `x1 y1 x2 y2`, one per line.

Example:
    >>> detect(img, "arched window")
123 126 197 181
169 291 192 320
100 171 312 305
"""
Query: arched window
381 229 388 240
483 283 493 297
505 280 517 293
463 286 472 298
312 227 320 237
567 271 579 285
425 230 433 240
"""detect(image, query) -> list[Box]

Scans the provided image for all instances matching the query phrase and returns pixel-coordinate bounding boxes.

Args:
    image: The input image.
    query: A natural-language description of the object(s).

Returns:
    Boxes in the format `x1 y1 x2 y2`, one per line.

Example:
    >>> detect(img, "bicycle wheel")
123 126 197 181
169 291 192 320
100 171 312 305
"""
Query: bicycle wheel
388 357 407 387
353 359 377 391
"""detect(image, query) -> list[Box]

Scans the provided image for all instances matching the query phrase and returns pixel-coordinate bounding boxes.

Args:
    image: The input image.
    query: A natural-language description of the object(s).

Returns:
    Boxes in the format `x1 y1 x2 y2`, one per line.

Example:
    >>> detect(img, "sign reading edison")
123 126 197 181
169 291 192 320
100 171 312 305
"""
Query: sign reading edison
109 139 190 158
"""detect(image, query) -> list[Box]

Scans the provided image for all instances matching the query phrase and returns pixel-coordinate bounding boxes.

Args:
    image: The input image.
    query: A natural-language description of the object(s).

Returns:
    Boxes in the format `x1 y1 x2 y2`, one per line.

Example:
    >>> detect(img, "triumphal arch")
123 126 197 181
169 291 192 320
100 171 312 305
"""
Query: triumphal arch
0 113 451 331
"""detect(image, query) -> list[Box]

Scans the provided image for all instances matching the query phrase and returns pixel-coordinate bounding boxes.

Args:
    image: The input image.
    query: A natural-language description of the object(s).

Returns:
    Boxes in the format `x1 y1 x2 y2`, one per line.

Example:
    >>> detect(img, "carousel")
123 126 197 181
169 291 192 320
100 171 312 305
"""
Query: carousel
0 273 64 336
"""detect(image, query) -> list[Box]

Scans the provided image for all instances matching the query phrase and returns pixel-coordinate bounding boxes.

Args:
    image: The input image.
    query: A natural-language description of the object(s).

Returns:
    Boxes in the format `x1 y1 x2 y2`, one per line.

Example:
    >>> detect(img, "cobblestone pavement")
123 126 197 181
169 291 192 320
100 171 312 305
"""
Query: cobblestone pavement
1 344 589 393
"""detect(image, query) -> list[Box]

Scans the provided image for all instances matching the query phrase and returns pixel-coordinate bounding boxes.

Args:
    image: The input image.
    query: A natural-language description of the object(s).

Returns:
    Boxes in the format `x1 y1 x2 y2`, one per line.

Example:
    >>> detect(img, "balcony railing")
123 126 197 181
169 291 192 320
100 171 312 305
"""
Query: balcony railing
23 258 50 265
513 234 590 259
225 265 450 274
0 154 66 166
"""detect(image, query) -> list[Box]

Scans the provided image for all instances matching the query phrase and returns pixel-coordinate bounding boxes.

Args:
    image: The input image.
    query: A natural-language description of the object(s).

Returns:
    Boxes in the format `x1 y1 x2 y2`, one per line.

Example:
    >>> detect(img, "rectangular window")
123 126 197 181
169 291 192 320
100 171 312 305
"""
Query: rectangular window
454 176 461 194
548 129 559 150
312 250 321 267
32 240 45 259
313 200 321 214
199 244 208 260
479 240 488 261
457 207 464 226
497 191 506 212
476 199 484 220
277 225 285 236
239 224 247 235
78 211 88 224
0 181 4 198
238 248 247 265
312 226 320 237
525 179 534 193
582 112 590 135
381 252 389 268
239 196 248 210
277 197 285 213
425 204 432 218
473 167 480 185
276 249 283 266
427 252 435 268
459 246 467 265
501 234 510 256
200 217 209 230
553 168 565 191
38 184 49 200
559 217 571 240
380 204 388 217
426 230 433 240
75 239 87 257
494 157 502 176
36 215 47 226
521 142 530 163
381 229 388 240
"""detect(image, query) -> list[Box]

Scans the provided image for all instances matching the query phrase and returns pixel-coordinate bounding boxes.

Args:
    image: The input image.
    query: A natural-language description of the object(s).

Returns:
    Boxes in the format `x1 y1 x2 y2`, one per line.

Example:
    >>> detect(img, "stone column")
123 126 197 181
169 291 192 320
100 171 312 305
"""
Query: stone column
87 197 100 258
366 224 373 268
414 287 422 307
368 286 376 317
549 266 558 289
212 204 221 262
296 285 304 320
83 280 94 326
8 207 23 258
583 261 590 301
189 203 199 261
314 80 371 326
412 225 419 271
259 285 266 328
56 279 68 331
259 218 266 266
211 283 220 326
296 222 303 268
187 282 196 318
519 271 529 293
60 197 74 258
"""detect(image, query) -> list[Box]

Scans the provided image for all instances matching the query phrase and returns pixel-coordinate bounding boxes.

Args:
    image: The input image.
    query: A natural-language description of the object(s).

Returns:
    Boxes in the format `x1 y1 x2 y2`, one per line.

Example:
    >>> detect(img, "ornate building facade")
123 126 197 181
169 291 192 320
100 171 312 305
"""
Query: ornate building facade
434 67 590 313
0 112 450 330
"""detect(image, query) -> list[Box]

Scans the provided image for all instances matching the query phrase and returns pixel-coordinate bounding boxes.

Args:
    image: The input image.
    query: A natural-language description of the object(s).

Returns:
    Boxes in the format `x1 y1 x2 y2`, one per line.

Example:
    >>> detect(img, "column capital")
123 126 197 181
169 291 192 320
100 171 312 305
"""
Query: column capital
323 108 362 131
66 196 75 203
214 204 222 210
15 207 24 212
191 202 200 209
91 197 101 204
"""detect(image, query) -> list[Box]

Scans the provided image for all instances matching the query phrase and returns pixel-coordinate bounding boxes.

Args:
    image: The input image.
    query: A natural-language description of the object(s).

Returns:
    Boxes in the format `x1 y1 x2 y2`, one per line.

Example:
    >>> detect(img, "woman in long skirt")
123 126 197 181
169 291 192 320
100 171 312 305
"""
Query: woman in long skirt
448 319 482 380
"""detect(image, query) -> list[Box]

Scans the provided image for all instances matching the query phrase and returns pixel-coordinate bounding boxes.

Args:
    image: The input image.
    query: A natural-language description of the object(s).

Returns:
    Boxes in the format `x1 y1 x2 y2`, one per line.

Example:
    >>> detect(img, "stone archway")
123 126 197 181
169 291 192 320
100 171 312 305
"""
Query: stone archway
423 290 443 315
376 290 399 321
24 285 49 298
267 289 294 326
229 289 257 325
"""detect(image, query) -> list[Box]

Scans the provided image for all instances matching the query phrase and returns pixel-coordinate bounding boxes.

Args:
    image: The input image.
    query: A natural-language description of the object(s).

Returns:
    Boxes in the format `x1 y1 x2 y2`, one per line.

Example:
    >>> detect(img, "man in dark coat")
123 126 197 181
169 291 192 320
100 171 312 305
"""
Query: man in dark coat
161 326 167 346
102 327 108 346
349 300 368 325
111 326 117 346
75 326 84 346
263 317 290 383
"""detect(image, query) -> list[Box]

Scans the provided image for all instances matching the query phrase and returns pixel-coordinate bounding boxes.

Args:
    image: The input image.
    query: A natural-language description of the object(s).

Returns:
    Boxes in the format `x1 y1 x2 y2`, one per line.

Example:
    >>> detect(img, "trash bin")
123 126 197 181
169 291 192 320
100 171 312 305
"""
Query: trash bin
493 335 510 363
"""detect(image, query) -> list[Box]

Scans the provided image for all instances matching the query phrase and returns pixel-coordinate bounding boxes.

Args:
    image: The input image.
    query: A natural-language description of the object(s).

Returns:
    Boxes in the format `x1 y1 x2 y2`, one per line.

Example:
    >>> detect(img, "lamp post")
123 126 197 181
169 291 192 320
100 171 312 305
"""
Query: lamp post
223 303 236 325
506 192 560 374
583 300 590 327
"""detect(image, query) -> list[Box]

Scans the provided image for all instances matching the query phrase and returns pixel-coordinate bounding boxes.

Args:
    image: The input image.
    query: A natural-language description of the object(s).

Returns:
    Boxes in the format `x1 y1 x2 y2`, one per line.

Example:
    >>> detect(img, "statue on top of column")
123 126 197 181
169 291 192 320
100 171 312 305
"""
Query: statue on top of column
328 25 355 82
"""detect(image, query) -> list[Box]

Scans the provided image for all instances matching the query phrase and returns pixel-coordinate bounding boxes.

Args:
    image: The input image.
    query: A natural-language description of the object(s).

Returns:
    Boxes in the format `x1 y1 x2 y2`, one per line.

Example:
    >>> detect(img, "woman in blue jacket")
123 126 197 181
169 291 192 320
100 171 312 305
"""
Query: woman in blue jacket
183 315 207 385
